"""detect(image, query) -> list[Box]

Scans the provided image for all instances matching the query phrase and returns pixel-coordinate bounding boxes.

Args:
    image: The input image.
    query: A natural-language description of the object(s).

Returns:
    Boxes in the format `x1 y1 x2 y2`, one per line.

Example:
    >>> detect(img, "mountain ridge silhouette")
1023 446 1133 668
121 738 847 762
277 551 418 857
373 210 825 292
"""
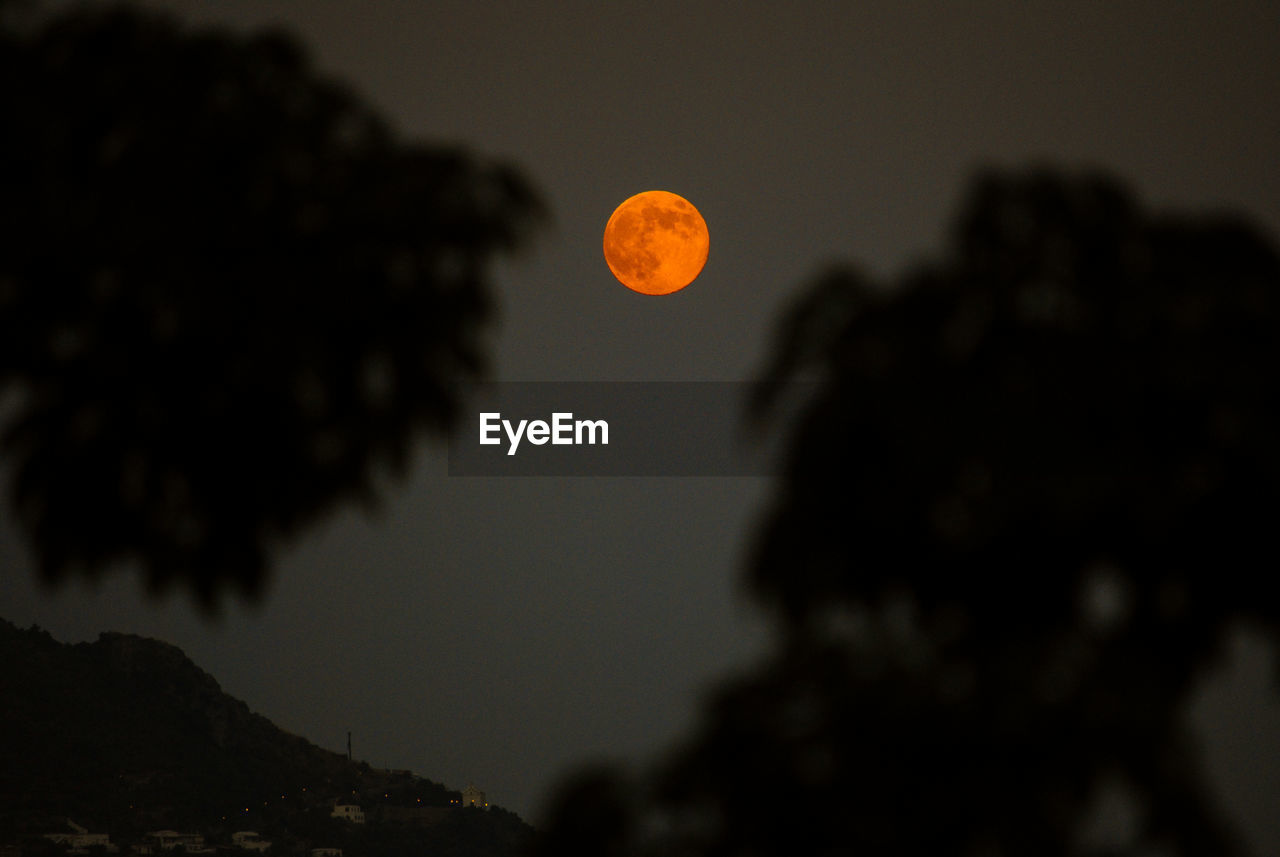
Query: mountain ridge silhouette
0 618 526 855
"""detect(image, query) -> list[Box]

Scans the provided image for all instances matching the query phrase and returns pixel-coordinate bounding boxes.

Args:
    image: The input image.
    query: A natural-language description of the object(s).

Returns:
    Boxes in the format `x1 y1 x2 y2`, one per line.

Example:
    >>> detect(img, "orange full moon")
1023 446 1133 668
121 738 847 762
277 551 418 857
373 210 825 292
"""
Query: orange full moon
603 190 709 295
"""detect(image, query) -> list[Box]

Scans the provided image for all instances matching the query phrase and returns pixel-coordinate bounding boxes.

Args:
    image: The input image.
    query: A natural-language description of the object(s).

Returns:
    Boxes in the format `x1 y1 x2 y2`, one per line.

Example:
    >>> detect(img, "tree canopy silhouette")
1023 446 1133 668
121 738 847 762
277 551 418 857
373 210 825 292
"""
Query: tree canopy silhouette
532 169 1280 857
0 4 543 606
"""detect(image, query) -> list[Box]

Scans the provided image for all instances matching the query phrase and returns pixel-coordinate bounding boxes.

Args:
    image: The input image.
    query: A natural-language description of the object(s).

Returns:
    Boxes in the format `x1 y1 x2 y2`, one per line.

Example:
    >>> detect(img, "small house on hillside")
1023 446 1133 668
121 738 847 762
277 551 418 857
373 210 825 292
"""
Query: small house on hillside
461 784 487 808
330 804 365 824
138 832 213 855
43 820 115 854
231 832 270 852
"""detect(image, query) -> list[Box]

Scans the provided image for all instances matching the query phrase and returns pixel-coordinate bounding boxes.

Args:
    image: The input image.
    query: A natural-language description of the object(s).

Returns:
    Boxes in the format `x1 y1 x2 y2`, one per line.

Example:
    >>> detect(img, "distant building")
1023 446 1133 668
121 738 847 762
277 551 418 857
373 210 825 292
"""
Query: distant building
310 849 343 857
138 832 212 855
43 821 114 854
230 832 270 853
460 784 487 809
330 804 365 824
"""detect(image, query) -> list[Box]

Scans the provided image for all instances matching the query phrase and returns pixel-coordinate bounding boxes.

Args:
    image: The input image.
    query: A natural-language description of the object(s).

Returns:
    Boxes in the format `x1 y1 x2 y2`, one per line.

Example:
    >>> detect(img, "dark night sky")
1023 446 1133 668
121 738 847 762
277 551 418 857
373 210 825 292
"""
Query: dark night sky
2 0 1278 848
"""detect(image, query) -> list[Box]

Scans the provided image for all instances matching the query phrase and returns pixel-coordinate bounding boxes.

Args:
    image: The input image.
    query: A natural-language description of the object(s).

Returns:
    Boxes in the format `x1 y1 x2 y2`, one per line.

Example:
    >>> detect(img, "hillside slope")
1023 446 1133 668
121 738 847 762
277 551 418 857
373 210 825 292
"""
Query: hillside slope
0 619 528 856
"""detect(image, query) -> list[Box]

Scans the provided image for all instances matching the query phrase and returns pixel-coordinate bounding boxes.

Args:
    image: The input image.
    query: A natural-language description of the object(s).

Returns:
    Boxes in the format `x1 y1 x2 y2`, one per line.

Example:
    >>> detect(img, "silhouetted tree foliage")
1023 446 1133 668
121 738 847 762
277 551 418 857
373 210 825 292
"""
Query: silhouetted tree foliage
531 169 1280 857
529 767 641 857
0 4 543 606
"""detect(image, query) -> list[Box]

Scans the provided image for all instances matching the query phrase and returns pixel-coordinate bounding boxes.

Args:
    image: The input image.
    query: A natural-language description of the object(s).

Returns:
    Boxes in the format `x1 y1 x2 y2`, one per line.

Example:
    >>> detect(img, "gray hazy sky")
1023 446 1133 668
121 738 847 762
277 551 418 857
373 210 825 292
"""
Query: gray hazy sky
2 1 1279 849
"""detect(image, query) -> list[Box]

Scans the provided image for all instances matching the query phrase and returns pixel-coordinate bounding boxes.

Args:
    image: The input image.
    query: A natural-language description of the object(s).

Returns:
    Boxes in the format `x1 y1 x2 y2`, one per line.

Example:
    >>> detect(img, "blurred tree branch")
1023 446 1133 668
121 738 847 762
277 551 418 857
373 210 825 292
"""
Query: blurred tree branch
0 3 544 607
536 169 1280 856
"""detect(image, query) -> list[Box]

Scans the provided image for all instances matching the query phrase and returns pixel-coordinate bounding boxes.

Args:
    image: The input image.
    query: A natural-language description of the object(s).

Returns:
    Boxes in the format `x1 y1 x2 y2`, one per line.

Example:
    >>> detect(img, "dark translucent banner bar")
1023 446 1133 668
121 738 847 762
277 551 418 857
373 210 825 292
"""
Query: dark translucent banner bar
447 382 800 476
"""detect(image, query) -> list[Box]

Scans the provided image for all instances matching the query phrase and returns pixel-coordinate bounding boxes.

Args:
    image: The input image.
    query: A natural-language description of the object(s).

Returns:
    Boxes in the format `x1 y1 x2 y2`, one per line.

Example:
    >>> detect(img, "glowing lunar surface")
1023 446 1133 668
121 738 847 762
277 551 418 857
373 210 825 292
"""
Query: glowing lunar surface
603 190 709 295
